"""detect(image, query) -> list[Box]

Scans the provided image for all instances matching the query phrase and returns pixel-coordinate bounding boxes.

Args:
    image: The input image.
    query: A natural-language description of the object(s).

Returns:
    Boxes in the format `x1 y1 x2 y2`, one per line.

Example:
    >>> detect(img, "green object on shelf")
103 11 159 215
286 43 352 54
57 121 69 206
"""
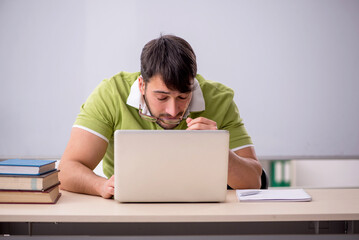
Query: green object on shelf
270 160 291 187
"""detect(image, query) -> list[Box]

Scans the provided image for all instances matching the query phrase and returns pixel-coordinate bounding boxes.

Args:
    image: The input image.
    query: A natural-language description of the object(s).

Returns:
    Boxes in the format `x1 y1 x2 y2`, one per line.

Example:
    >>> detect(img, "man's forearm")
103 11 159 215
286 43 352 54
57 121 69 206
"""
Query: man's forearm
227 150 262 189
58 160 106 196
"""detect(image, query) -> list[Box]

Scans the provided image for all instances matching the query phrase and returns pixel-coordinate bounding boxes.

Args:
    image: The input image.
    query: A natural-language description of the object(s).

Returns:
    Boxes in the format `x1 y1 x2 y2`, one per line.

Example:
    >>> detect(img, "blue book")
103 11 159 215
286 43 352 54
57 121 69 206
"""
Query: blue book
0 159 56 175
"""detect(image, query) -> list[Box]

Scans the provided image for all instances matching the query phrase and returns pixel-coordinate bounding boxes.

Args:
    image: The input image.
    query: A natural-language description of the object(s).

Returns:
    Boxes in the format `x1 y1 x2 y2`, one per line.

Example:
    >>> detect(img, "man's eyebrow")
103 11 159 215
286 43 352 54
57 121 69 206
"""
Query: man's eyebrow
153 90 192 95
153 90 171 94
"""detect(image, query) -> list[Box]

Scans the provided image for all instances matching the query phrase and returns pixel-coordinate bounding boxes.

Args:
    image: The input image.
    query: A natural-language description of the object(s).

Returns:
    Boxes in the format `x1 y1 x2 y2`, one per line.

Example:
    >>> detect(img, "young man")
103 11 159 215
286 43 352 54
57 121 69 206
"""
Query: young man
59 35 262 198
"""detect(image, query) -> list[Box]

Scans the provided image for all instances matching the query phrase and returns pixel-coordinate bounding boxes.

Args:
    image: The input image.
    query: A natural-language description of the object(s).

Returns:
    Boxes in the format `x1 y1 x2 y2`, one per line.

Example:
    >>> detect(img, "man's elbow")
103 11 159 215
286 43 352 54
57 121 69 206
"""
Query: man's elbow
229 161 262 189
252 161 263 189
57 159 72 191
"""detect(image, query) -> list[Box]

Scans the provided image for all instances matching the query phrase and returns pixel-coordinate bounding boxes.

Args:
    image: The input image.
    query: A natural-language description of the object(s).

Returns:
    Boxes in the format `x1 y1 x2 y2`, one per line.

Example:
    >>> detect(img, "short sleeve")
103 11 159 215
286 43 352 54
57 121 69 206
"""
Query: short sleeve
221 100 253 150
73 79 118 142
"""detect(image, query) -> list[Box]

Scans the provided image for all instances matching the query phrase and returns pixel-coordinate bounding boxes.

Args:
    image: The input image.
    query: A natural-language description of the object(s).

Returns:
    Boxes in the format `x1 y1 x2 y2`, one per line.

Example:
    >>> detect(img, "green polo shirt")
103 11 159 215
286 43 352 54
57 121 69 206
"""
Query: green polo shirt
74 71 253 178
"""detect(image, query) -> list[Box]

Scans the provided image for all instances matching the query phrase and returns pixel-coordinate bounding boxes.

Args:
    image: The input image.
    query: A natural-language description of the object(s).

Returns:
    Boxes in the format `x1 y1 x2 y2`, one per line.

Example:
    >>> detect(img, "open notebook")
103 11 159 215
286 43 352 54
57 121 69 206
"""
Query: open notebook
236 189 312 202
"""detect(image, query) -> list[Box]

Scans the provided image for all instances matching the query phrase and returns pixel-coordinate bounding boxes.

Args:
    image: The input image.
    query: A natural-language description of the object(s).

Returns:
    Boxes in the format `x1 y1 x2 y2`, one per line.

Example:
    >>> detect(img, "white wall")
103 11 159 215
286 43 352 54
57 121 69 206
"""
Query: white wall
292 159 359 188
1 0 359 160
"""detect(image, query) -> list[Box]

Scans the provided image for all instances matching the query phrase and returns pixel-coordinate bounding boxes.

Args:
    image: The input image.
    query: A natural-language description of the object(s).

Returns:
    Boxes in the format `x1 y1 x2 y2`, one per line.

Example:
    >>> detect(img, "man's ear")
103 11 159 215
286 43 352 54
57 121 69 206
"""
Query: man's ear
138 76 145 95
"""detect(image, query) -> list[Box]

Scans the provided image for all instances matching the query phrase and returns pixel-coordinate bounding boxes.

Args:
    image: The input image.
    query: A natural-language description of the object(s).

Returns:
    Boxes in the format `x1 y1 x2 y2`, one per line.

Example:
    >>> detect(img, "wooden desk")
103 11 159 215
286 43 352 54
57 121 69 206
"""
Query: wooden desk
1 189 359 236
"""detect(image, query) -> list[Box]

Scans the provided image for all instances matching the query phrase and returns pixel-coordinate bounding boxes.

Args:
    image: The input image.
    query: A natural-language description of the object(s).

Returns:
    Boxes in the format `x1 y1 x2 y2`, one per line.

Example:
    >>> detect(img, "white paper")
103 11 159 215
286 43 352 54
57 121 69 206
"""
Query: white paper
236 189 312 202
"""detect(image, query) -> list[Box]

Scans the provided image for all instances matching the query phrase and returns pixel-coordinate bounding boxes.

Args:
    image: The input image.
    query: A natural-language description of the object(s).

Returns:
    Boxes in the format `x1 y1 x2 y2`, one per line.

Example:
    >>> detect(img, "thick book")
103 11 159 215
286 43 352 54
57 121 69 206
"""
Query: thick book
0 184 61 204
0 170 59 191
0 159 56 175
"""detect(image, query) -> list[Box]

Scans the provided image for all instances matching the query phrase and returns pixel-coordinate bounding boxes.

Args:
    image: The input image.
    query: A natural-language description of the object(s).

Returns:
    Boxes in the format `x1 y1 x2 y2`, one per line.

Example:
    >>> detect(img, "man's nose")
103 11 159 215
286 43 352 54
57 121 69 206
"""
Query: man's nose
166 99 180 117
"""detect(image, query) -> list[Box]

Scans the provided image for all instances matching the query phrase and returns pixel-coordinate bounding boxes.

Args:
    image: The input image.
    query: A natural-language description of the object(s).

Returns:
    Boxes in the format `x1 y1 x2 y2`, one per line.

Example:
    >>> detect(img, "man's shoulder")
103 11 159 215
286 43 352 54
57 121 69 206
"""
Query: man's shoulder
95 71 140 96
111 71 141 86
196 74 234 99
86 71 140 106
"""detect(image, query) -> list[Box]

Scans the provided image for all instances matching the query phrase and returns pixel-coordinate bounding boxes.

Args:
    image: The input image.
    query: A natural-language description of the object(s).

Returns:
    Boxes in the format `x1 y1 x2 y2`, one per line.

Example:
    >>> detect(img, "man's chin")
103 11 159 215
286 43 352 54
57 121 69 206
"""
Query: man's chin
157 121 179 130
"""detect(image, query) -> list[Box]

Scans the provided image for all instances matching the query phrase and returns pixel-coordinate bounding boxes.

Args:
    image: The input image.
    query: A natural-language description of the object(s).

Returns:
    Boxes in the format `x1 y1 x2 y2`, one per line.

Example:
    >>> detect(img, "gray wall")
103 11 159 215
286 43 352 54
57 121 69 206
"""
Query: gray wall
1 0 359 159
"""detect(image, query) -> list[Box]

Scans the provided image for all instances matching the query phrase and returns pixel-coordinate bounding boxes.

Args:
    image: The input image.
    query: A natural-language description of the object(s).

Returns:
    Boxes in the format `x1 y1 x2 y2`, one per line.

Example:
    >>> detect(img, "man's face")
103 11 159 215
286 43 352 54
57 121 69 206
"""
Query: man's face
139 74 193 129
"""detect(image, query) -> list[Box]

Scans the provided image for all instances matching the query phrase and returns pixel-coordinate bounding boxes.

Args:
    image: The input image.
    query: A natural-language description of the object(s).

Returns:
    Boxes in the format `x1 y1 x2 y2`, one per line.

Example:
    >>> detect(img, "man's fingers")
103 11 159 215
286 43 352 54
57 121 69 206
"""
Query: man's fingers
187 123 217 130
101 175 115 199
187 117 216 127
186 117 217 130
108 186 114 195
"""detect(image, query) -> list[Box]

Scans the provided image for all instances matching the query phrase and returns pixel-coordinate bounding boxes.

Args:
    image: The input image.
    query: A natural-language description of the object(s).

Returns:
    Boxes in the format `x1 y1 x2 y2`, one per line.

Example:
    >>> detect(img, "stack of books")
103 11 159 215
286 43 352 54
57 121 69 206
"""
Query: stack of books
0 159 61 204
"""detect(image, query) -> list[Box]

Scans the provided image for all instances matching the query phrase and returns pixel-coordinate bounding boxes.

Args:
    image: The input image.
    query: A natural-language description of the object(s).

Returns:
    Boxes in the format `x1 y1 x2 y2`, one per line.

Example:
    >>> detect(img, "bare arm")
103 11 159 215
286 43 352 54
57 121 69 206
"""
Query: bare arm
58 127 114 198
228 146 262 189
186 117 262 189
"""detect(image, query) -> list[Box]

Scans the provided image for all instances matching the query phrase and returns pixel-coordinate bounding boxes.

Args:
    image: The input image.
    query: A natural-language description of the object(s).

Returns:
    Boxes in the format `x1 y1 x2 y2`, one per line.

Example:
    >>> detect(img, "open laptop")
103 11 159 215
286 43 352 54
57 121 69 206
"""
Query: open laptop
114 130 229 202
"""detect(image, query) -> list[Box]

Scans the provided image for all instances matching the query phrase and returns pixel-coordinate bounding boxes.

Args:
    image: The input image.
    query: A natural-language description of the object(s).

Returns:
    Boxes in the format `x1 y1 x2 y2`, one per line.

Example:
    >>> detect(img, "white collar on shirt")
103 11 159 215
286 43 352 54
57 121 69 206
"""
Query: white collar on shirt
126 77 205 117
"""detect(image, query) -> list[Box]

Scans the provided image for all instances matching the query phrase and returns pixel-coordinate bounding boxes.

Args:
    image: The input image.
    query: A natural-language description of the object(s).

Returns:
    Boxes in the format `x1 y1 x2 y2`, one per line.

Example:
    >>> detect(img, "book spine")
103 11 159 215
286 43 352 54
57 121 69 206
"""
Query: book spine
31 178 41 190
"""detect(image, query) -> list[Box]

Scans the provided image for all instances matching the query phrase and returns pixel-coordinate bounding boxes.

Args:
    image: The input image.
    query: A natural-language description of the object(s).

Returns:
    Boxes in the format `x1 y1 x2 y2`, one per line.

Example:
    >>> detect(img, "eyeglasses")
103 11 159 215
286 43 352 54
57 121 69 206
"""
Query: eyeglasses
138 95 191 125
138 105 188 125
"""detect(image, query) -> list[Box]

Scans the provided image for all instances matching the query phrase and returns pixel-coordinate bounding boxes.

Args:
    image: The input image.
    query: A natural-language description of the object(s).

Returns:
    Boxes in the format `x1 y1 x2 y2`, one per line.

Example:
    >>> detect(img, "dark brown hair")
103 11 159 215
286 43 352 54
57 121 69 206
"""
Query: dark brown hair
140 34 197 93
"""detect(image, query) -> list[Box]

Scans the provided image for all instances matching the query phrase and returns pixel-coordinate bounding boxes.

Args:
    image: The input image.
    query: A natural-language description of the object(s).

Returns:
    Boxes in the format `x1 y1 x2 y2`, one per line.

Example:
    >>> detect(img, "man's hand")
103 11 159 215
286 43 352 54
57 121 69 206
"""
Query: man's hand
100 175 115 199
186 117 261 188
186 117 217 130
